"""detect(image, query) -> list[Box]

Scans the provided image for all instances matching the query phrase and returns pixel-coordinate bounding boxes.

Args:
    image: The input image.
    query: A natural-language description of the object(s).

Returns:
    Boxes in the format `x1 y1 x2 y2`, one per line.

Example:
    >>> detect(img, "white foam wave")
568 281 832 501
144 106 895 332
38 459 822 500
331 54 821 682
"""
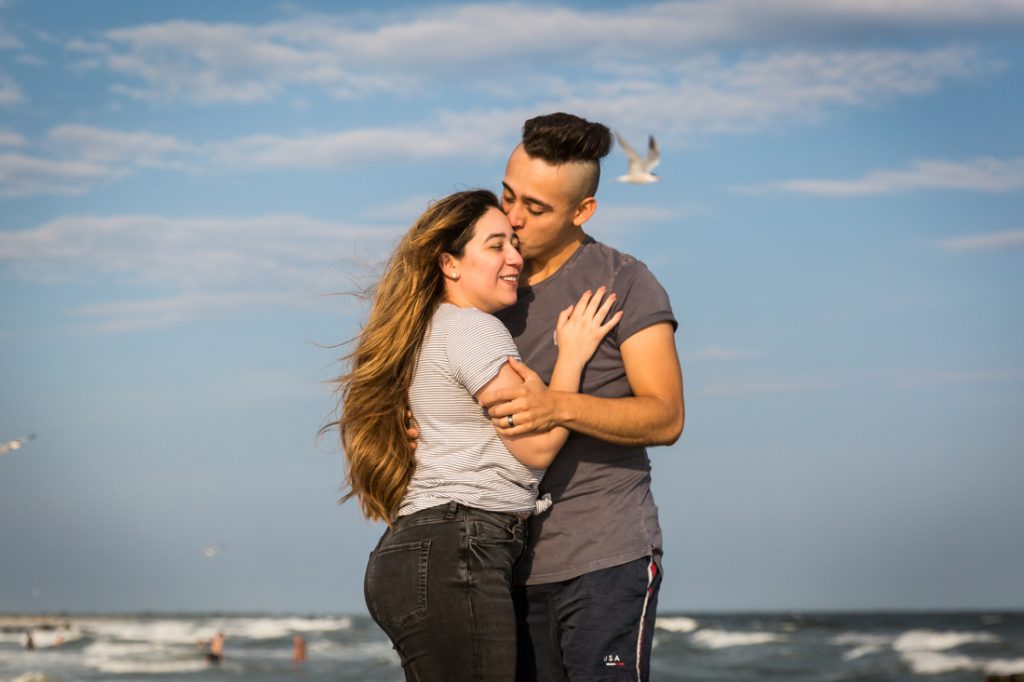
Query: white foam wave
80 615 352 645
830 632 891 660
88 657 211 675
903 652 1024 677
83 619 207 645
831 632 892 647
843 644 885 661
986 658 1024 675
691 629 784 649
82 639 215 675
212 616 352 640
903 651 978 675
655 617 698 633
10 673 63 682
0 628 85 648
308 639 399 663
893 629 999 652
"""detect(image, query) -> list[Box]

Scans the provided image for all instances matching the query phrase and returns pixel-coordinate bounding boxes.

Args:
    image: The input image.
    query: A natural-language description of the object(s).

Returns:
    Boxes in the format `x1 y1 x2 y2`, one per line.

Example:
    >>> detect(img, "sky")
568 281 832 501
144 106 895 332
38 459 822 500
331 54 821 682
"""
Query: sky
1 0 1022 615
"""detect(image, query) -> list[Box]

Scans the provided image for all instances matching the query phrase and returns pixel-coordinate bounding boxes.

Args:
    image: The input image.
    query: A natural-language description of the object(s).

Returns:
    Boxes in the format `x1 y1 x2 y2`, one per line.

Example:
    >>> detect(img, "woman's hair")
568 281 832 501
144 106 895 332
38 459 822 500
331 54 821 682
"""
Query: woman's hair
332 189 501 522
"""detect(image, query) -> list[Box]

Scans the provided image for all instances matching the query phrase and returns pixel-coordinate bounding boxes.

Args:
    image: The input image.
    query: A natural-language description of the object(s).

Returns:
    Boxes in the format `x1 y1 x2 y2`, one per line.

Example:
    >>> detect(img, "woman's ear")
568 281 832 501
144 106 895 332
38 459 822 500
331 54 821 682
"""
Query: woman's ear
439 253 460 280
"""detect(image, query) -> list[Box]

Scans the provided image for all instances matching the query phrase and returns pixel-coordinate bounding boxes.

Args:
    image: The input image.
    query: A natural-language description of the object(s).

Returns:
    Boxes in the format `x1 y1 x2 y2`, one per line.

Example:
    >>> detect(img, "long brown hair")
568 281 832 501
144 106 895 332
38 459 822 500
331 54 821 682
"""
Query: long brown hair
331 189 500 522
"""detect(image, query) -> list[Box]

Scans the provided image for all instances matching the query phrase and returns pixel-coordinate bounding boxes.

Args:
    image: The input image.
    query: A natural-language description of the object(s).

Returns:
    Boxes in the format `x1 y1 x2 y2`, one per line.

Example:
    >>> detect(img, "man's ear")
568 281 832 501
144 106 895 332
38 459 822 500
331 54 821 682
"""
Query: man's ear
572 196 597 227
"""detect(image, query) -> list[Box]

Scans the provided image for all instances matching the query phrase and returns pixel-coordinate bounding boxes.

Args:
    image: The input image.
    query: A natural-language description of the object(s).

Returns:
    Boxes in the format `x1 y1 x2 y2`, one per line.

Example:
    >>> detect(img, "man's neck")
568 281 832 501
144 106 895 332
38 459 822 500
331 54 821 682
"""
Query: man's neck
524 231 589 285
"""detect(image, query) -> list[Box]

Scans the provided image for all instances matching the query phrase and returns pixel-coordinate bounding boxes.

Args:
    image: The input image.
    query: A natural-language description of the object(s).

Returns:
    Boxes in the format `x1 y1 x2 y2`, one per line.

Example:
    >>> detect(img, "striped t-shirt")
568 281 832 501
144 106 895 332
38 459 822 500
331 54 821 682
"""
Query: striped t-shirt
399 302 543 517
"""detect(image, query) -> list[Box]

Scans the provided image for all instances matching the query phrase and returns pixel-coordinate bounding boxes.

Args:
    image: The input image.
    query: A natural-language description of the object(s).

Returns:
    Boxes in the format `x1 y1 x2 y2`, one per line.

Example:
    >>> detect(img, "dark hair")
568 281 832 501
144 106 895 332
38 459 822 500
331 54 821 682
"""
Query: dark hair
522 112 612 197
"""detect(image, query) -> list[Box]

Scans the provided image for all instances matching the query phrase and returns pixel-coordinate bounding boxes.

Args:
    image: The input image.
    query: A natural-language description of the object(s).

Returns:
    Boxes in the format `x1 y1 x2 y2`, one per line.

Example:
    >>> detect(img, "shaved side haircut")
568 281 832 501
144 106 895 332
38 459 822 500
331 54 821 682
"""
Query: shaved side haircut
521 113 612 199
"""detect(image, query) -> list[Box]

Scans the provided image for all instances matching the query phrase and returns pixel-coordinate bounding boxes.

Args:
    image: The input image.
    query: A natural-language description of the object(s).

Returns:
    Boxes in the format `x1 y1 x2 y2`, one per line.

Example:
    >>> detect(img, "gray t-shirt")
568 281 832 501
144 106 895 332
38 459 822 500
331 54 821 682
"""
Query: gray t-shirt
400 303 543 517
496 236 677 584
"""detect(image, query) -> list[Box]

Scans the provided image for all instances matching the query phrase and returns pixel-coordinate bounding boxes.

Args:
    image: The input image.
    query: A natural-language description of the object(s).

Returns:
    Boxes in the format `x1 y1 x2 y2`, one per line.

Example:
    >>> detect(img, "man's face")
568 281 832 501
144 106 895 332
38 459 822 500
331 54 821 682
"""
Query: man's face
500 145 585 262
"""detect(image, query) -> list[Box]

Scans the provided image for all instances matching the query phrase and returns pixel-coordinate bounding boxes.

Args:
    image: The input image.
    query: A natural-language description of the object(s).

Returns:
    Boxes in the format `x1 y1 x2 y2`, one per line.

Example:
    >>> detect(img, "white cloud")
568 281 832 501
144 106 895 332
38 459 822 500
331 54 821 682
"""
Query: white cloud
0 72 24 105
0 128 25 147
361 194 437 222
0 126 200 197
938 228 1024 252
209 125 502 169
15 53 45 66
0 25 22 50
0 213 400 329
755 156 1024 196
567 47 991 137
74 291 296 332
0 153 121 197
75 2 1015 105
45 124 198 169
0 40 993 198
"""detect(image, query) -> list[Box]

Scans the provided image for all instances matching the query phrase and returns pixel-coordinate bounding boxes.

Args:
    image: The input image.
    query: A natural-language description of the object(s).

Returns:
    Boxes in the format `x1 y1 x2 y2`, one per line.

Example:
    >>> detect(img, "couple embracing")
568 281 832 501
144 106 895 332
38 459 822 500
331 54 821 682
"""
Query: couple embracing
334 113 684 681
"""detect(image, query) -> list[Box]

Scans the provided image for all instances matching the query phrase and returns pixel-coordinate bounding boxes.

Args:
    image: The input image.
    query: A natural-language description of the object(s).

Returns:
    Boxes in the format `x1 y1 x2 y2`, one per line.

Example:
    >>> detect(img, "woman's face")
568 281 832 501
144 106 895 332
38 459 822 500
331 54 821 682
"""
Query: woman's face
442 207 523 313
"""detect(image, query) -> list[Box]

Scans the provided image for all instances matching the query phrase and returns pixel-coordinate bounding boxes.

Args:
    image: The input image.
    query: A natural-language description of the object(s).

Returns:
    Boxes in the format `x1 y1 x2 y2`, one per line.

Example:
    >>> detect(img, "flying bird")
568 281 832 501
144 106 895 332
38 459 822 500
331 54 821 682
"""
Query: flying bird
202 543 228 558
0 433 36 458
614 132 660 184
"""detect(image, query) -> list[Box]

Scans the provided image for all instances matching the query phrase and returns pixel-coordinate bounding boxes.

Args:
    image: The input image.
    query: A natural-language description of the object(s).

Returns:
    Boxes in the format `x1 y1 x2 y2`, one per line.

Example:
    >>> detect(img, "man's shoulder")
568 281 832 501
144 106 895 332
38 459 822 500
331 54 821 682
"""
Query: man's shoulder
579 237 641 270
577 238 663 289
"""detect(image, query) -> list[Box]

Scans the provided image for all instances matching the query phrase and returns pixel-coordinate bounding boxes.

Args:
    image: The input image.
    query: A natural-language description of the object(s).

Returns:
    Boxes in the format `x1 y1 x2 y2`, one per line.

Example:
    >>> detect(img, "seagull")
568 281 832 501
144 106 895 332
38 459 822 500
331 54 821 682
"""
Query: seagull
202 543 227 558
615 132 660 184
0 433 36 458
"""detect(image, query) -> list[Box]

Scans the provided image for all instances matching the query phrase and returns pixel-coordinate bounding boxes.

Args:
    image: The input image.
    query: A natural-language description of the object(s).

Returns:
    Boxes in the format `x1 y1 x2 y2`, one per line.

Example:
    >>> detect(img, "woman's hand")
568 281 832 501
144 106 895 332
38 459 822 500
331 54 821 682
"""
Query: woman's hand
555 286 623 371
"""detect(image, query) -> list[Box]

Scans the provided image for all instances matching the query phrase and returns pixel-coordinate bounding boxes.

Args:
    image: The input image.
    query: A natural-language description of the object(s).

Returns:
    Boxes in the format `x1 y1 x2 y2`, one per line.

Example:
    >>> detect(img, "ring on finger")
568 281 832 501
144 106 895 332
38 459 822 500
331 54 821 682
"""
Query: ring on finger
507 414 514 428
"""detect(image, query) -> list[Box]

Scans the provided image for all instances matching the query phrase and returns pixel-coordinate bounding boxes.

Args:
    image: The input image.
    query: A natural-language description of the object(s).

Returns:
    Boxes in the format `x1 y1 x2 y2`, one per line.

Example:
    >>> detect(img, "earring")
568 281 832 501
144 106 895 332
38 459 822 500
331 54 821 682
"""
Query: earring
450 271 460 280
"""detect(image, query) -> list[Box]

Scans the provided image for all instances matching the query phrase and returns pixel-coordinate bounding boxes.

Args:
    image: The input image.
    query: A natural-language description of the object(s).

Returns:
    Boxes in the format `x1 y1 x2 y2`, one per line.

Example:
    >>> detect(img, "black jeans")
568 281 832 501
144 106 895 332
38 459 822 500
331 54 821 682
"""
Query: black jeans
365 501 527 681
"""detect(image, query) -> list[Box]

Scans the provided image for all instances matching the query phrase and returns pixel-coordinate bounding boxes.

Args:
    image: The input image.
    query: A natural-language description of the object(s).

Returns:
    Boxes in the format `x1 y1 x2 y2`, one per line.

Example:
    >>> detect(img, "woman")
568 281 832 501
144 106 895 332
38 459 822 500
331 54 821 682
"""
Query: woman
334 189 620 681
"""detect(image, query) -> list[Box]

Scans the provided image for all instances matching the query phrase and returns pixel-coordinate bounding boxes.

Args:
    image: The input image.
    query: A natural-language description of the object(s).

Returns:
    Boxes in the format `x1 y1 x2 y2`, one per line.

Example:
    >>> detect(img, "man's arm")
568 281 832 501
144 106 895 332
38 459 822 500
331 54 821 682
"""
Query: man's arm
485 322 684 447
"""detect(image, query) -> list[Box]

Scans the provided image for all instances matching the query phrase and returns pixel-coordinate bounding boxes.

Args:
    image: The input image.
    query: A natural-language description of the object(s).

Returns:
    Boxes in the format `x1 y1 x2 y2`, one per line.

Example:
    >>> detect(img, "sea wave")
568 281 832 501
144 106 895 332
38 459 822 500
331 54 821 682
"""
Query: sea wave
900 651 1024 676
902 650 979 675
655 617 698 633
81 615 352 645
831 632 892 660
690 629 785 649
8 673 63 682
308 639 399 662
893 629 999 652
0 628 85 648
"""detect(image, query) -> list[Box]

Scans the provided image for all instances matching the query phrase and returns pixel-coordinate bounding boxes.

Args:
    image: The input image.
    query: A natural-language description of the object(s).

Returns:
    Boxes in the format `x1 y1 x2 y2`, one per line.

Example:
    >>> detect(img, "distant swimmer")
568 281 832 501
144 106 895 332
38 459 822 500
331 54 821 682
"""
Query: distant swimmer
292 634 307 664
24 629 35 651
204 632 225 664
614 132 661 184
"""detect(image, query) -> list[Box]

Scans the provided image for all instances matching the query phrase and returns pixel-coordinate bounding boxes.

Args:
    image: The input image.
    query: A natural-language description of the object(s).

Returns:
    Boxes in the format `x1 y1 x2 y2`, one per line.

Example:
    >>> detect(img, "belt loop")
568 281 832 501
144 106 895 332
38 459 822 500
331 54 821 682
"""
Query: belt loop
445 500 458 519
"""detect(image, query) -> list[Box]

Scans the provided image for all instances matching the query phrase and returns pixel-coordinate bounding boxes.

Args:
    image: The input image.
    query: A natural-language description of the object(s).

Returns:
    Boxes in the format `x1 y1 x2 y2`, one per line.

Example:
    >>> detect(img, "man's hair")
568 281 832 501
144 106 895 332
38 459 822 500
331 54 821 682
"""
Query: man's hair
521 112 612 198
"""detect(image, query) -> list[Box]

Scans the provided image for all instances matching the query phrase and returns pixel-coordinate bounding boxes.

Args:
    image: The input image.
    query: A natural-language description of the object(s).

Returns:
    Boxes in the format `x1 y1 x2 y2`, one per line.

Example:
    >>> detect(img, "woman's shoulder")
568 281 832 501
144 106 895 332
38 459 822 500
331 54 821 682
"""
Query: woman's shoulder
436 303 504 329
434 304 514 350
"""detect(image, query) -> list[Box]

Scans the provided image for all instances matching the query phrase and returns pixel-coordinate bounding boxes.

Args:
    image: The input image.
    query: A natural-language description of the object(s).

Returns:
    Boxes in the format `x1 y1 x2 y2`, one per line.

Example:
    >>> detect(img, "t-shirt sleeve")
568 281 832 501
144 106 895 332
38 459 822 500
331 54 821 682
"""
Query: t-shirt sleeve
612 260 677 344
446 310 521 395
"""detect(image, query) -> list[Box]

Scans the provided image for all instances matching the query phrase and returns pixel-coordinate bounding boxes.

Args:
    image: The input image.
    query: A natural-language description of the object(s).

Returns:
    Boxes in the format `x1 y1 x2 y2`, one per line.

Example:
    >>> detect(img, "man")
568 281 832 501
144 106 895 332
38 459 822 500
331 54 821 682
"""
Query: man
485 113 685 681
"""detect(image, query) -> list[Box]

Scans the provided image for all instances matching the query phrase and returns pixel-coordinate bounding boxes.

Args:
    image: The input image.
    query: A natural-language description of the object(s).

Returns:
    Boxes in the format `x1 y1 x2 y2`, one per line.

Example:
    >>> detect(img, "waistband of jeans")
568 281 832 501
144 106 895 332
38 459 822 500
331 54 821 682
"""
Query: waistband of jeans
398 501 530 524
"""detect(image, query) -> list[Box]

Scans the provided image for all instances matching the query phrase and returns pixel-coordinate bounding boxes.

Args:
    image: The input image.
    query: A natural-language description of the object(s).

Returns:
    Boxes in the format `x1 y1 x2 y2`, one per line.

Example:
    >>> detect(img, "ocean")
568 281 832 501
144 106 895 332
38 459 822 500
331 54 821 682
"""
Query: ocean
1 611 1022 681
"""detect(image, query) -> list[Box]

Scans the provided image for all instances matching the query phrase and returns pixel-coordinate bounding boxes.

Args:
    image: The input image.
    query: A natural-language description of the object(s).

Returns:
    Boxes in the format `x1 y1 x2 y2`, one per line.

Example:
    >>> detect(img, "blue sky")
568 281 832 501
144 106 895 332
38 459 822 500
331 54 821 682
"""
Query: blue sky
1 0 1022 614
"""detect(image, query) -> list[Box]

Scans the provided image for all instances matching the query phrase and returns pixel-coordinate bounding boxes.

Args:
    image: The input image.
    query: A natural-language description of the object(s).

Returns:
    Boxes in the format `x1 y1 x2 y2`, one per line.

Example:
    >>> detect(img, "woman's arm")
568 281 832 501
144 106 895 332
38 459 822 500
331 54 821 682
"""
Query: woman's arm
475 287 622 468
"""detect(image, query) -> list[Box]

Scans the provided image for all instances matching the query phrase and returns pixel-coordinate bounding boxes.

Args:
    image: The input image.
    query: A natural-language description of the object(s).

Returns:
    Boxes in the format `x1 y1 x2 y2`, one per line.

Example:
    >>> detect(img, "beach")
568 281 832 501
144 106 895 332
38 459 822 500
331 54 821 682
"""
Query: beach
3 611 1023 681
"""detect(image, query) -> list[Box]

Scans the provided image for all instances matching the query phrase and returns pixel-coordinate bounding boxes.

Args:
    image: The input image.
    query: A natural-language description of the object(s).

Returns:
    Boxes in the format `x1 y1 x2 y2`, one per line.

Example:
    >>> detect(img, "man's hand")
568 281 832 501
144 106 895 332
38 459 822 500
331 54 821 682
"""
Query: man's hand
482 358 561 436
